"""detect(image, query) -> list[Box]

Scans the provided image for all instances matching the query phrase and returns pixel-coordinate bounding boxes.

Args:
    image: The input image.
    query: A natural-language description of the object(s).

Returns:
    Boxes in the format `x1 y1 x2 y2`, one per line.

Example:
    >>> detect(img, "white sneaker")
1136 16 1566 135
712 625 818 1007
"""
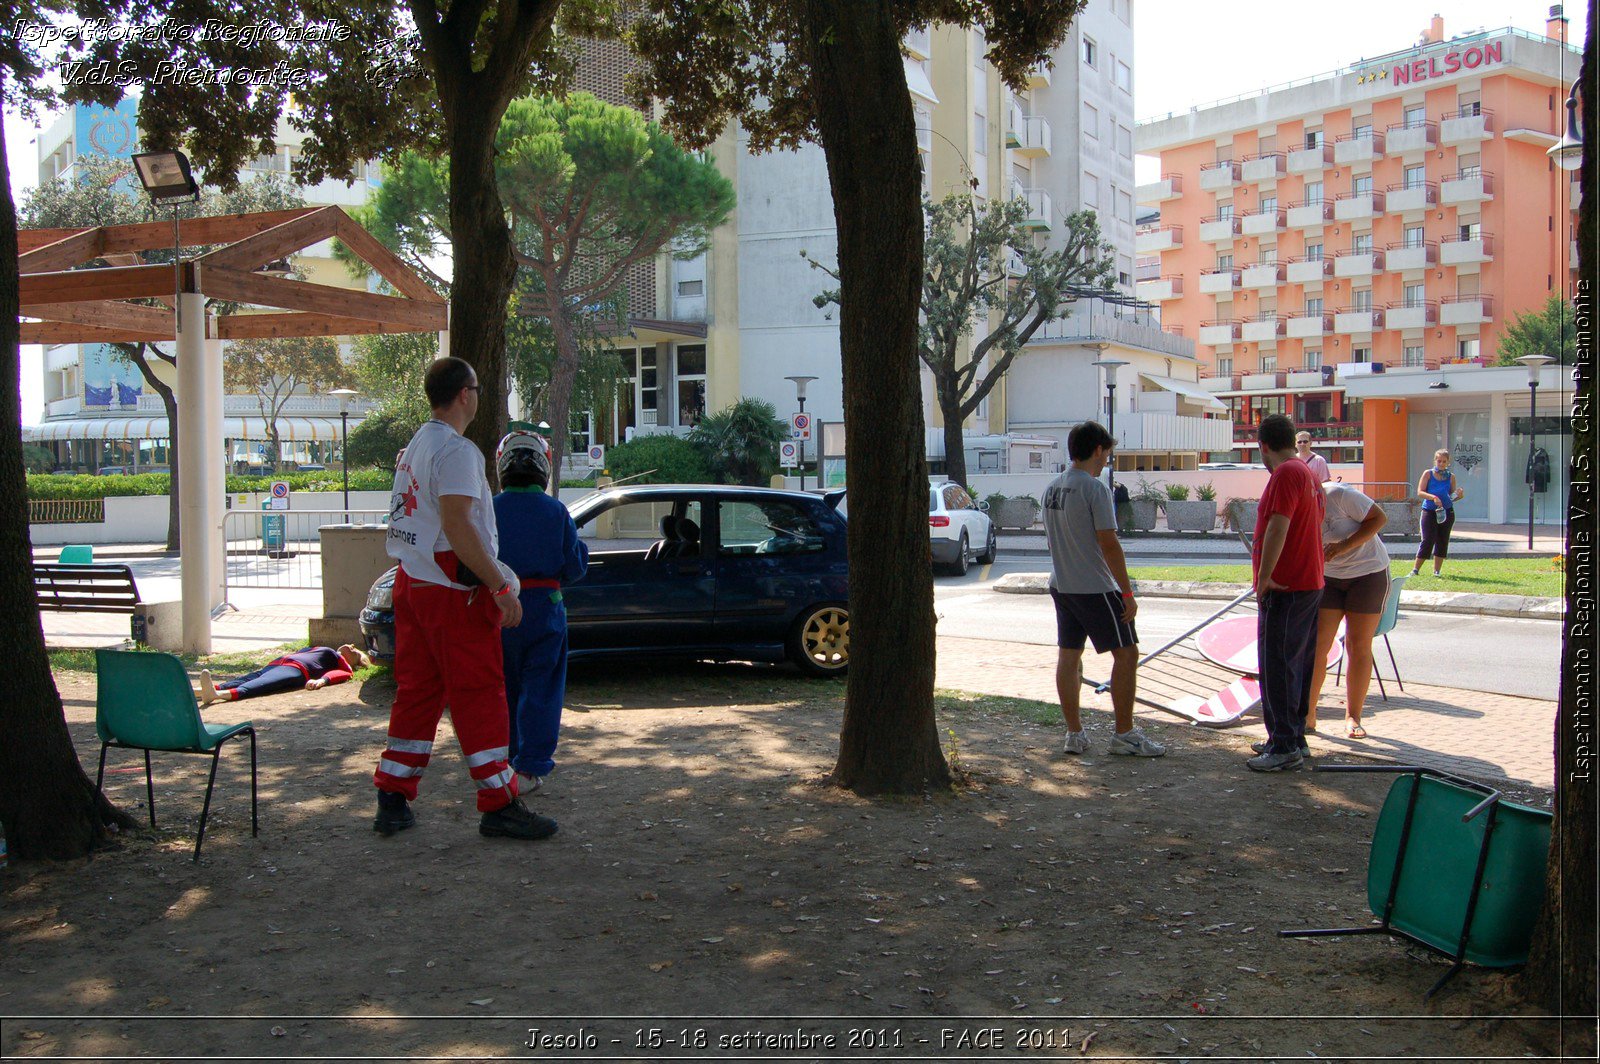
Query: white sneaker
1108 727 1167 758
1062 730 1090 755
517 773 544 794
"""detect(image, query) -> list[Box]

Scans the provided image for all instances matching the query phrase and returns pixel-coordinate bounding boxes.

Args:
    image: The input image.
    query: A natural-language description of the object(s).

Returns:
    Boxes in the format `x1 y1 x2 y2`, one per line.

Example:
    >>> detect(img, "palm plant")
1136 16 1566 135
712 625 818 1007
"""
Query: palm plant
690 398 790 485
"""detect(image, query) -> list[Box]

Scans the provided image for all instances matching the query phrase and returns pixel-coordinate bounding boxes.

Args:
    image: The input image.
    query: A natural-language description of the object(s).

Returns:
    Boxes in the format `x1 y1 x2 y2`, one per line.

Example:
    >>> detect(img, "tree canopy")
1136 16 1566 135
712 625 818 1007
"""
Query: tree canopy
1495 295 1576 366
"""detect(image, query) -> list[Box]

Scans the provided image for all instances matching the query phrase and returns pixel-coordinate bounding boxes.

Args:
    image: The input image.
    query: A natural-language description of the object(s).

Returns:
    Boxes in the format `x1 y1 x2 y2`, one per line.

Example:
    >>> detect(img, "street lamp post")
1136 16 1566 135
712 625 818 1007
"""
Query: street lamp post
785 375 818 491
329 388 360 523
1091 356 1130 499
1516 355 1554 550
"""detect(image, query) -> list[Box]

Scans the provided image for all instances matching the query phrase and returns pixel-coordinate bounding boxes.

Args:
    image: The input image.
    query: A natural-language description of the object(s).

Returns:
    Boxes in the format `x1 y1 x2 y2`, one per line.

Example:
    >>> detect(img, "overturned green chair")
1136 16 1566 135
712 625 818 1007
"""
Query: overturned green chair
1281 765 1551 997
93 649 259 861
57 544 94 564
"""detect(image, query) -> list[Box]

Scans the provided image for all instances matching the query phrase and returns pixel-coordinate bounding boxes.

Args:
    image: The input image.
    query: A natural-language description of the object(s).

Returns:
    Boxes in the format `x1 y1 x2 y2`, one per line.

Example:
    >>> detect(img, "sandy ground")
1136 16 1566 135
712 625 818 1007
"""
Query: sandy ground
0 661 1562 1062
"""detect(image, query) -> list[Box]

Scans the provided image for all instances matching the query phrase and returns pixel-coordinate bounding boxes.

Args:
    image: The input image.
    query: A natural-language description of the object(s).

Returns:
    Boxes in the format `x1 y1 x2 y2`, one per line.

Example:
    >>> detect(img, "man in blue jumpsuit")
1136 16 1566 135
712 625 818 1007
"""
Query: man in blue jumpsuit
494 432 589 793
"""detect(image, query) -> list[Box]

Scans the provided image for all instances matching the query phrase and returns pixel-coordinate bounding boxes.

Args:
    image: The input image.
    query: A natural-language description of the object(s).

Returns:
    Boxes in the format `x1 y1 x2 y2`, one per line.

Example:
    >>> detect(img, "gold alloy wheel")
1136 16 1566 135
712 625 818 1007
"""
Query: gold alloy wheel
800 606 850 672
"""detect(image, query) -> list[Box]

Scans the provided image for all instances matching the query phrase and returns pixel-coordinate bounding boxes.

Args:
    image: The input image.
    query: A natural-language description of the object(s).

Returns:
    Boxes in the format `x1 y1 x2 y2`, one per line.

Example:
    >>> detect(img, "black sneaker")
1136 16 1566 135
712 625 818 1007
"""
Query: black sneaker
480 797 558 841
374 790 416 836
1252 739 1312 758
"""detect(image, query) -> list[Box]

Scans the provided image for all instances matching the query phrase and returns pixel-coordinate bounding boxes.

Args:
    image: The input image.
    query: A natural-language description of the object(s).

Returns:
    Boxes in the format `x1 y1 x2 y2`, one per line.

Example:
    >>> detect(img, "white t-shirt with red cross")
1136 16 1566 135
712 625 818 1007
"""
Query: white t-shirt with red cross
386 419 498 589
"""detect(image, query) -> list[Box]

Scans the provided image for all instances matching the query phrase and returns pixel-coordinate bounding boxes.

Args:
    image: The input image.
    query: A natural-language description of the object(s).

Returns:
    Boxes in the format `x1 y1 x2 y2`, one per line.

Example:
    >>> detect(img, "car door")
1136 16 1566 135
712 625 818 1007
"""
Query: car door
712 495 843 644
565 494 716 649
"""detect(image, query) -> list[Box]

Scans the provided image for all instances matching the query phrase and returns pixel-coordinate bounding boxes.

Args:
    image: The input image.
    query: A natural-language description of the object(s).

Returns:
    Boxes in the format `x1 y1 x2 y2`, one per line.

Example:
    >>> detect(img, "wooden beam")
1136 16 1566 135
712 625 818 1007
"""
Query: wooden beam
332 213 446 304
196 205 343 272
21 263 189 306
19 321 168 345
199 265 447 330
213 312 437 340
26 300 174 334
18 228 103 273
19 208 319 257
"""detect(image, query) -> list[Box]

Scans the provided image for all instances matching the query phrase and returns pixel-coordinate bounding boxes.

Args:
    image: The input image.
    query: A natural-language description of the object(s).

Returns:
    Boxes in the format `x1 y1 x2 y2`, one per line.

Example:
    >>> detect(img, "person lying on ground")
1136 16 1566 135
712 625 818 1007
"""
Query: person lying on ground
198 645 371 704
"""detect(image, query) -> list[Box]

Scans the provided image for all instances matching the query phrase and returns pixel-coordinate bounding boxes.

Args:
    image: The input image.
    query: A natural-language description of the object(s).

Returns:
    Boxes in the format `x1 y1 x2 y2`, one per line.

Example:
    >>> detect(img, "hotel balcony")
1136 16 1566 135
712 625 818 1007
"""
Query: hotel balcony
1286 313 1331 338
1572 178 1583 212
1439 233 1493 266
1016 187 1053 230
1240 314 1284 343
1134 225 1183 254
47 396 83 418
903 25 931 59
1241 372 1286 391
1026 60 1052 88
1439 108 1492 146
1440 294 1494 326
1240 208 1286 237
1198 215 1241 242
1333 248 1383 278
1197 269 1240 296
1575 241 1582 270
1006 111 1052 157
1286 200 1333 228
1200 375 1240 392
1287 144 1333 174
1333 131 1384 165
1385 301 1438 330
1334 191 1384 222
1240 152 1285 183
1240 262 1284 289
1136 174 1183 205
1197 319 1241 346
1334 308 1383 334
1386 181 1437 213
1135 275 1184 302
1386 120 1436 154
1286 256 1333 284
1385 241 1436 271
1198 161 1240 191
1440 169 1494 205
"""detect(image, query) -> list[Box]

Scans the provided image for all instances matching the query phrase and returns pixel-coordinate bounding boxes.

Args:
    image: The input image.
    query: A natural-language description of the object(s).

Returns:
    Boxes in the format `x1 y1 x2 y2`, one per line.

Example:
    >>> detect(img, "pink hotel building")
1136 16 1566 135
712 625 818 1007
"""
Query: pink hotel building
1135 10 1582 520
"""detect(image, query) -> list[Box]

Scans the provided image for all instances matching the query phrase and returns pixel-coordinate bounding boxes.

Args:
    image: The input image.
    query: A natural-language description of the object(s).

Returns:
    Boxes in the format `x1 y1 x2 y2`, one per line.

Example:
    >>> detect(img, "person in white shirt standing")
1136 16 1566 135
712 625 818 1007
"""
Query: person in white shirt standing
1295 431 1331 484
371 357 556 842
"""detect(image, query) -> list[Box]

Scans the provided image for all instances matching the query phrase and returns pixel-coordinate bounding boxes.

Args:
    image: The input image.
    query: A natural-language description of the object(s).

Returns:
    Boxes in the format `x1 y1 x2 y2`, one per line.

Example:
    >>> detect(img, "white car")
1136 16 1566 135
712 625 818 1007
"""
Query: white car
929 482 996 575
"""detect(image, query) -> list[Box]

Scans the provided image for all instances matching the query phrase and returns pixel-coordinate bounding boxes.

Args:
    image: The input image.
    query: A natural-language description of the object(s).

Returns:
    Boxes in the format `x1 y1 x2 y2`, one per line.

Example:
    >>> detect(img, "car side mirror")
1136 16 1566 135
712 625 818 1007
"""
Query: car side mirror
976 501 990 512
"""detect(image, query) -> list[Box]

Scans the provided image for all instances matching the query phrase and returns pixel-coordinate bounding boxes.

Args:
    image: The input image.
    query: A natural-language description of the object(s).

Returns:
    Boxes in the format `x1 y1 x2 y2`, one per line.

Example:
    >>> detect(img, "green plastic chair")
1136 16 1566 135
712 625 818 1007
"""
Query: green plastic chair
57 544 94 564
1335 573 1408 700
93 649 258 861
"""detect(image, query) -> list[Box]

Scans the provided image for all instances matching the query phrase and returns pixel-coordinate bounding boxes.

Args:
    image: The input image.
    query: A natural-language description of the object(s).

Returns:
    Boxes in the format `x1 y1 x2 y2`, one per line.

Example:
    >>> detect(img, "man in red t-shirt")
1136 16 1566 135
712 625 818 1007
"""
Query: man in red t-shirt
1248 414 1326 772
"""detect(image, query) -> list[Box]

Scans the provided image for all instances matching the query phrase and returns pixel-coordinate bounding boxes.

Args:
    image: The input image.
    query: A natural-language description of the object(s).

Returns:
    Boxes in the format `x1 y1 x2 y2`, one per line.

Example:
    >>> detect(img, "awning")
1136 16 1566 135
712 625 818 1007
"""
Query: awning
24 414 355 444
1139 374 1229 412
905 58 939 104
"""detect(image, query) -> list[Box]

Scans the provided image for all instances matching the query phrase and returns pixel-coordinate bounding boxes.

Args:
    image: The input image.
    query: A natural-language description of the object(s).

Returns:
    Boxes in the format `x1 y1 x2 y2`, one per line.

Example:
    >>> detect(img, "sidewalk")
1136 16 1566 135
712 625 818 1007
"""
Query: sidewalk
935 632 1557 794
997 521 1566 559
42 603 314 656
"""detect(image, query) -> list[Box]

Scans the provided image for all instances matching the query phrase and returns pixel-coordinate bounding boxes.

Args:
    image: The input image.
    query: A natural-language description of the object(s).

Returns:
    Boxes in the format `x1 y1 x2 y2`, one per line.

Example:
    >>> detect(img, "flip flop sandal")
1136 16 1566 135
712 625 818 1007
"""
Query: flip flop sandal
1347 723 1367 739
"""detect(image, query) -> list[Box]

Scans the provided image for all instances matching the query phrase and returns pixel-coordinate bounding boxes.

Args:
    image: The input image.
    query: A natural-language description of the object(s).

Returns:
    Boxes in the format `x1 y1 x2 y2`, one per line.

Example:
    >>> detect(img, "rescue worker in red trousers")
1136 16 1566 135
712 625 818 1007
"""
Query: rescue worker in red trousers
371 357 556 841
493 432 588 792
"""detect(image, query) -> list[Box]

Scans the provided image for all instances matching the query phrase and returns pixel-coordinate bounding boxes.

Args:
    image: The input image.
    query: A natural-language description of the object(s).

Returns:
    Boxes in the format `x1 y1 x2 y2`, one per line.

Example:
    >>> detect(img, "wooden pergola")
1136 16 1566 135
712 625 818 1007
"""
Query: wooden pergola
18 206 448 654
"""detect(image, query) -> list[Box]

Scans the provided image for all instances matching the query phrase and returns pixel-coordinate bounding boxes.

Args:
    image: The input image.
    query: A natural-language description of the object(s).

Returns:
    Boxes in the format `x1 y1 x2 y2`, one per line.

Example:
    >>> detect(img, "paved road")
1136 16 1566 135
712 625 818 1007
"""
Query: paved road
933 559 1561 702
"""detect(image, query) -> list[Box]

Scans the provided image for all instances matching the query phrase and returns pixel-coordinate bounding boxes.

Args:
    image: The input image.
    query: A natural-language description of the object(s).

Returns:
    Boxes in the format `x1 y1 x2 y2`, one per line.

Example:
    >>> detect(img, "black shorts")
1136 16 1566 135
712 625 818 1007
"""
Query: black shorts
1050 589 1139 653
1320 569 1390 614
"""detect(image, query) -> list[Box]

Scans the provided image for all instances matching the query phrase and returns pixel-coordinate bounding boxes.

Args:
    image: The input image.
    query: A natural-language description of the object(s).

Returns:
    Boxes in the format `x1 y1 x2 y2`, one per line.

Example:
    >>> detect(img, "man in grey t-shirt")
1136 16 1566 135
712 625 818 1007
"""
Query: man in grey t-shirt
1043 421 1165 758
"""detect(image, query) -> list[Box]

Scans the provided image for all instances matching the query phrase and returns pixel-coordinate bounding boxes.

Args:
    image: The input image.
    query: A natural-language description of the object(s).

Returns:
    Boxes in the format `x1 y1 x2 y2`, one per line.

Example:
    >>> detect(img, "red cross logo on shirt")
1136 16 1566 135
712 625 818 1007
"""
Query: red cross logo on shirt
400 484 419 517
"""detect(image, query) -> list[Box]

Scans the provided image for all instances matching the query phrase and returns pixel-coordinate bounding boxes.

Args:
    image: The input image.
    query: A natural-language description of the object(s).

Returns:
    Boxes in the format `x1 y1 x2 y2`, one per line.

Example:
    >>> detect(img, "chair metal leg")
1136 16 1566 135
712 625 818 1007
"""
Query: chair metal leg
144 749 156 828
95 743 108 792
248 730 259 837
1374 661 1388 702
194 747 223 862
1335 657 1343 686
1385 634 1404 692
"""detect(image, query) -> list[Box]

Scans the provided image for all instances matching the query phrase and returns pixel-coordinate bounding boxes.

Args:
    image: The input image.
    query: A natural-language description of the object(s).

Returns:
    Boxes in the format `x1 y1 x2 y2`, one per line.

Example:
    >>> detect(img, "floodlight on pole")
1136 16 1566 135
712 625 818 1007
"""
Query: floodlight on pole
131 150 200 332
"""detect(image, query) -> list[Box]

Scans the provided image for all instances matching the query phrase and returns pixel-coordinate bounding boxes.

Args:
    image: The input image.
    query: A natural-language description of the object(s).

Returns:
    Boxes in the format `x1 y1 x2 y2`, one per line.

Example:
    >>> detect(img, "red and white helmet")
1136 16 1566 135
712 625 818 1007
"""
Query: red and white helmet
495 430 551 487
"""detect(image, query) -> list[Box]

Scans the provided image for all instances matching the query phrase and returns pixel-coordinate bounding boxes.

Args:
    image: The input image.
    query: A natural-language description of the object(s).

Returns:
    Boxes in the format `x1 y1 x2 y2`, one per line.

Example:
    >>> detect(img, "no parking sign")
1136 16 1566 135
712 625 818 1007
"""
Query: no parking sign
790 412 812 440
779 441 799 468
268 480 291 511
588 444 605 464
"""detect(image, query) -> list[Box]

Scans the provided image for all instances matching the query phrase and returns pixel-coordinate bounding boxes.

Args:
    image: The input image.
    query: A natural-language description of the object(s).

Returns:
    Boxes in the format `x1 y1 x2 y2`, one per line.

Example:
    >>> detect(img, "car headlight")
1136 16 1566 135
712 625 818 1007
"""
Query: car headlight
367 568 397 611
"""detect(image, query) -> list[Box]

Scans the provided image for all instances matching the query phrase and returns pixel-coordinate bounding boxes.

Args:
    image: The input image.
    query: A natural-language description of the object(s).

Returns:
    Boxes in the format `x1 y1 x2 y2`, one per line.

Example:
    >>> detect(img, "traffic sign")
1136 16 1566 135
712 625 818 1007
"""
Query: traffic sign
268 480 291 511
790 412 812 440
1195 615 1342 674
779 441 800 468
588 444 605 464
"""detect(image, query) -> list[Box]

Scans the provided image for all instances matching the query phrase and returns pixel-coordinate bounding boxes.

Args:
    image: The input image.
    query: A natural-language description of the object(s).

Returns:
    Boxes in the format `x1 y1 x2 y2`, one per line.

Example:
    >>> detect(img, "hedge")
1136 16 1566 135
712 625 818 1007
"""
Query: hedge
26 469 396 501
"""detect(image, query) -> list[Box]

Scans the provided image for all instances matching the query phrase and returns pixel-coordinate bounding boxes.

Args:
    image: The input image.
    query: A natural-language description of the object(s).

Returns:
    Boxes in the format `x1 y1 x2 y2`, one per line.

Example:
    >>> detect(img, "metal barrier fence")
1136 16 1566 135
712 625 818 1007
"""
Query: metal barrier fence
29 498 105 524
223 509 388 601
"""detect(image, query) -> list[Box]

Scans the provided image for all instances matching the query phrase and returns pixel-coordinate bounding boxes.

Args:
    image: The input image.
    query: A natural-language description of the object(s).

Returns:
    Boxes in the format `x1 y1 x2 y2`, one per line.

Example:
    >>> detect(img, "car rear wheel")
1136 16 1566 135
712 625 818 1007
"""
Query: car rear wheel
789 603 849 676
952 533 970 576
976 524 997 564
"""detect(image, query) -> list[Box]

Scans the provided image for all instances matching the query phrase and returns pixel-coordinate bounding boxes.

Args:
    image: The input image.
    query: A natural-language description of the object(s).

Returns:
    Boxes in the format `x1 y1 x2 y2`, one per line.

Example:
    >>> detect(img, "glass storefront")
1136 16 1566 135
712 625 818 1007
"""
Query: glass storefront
1507 415 1570 526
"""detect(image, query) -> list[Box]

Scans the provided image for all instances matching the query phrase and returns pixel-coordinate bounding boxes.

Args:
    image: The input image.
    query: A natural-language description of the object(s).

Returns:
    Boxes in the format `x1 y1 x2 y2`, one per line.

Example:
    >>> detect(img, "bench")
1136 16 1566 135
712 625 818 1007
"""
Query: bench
34 563 142 614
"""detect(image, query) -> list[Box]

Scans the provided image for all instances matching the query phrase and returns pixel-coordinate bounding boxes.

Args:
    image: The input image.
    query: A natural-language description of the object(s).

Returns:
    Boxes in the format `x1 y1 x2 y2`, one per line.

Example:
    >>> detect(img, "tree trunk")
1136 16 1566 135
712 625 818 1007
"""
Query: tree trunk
123 346 180 552
541 301 584 488
0 121 138 859
807 0 947 795
939 380 968 487
1519 14 1596 1048
446 112 518 476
